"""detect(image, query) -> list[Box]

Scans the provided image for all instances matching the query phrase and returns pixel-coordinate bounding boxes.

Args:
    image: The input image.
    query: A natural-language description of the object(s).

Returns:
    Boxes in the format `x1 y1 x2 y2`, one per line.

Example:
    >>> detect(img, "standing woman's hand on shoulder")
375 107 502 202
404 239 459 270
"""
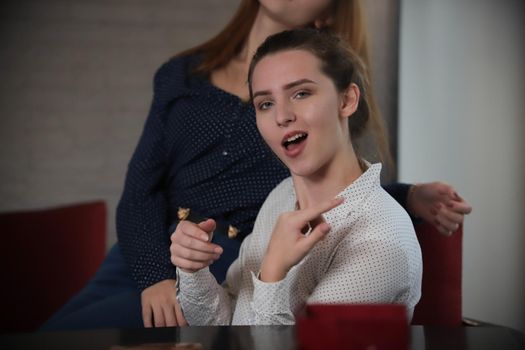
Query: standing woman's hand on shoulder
260 197 344 283
407 182 472 235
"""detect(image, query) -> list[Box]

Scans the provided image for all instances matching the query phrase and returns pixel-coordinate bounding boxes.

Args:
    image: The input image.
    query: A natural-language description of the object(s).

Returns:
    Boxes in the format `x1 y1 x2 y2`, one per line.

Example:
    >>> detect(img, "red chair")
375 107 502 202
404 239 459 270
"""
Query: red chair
0 201 107 333
297 304 409 350
411 222 463 326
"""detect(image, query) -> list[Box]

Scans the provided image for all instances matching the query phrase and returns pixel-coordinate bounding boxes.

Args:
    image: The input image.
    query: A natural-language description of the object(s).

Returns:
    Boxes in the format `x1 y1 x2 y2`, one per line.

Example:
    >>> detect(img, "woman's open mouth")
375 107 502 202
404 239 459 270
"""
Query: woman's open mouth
281 131 308 157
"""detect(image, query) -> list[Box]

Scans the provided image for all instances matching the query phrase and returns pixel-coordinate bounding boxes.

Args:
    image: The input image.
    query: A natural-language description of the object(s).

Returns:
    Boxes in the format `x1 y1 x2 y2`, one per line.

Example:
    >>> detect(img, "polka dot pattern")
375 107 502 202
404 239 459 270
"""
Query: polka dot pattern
116 55 290 290
177 163 423 325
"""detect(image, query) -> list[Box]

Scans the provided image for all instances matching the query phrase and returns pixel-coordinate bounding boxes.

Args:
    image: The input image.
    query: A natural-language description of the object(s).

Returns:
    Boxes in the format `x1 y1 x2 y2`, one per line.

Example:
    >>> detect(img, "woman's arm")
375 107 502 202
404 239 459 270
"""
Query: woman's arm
116 63 174 291
117 60 191 327
174 230 246 326
175 267 236 325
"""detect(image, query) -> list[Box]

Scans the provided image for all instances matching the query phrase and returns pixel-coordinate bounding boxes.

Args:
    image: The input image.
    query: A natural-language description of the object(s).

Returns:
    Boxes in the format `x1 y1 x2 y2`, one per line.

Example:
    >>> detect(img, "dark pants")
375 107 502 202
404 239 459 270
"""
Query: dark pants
40 233 240 331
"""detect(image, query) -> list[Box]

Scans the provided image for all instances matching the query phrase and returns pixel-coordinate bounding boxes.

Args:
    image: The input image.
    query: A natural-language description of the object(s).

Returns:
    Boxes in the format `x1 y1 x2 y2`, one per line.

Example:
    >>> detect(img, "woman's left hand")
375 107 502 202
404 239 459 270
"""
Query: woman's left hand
259 197 344 283
407 182 472 235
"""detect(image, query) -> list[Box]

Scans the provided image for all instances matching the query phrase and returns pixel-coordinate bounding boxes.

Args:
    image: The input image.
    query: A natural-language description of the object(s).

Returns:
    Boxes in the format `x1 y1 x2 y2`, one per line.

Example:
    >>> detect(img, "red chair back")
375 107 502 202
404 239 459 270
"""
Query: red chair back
411 222 462 326
297 304 409 350
0 201 106 333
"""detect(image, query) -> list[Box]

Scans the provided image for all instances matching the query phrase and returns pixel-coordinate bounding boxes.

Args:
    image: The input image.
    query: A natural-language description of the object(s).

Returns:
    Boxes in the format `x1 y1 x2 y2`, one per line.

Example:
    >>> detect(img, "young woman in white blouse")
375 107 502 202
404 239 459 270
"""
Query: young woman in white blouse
170 29 422 325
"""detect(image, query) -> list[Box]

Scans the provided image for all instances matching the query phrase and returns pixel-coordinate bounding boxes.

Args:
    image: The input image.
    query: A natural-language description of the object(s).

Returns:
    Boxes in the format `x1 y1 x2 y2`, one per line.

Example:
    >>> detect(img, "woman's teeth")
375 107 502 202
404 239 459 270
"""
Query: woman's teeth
283 133 307 149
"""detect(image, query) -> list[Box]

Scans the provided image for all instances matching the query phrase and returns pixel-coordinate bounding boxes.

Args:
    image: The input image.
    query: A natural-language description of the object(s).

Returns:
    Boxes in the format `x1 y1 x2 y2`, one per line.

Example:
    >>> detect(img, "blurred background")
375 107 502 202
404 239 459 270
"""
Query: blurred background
0 0 523 332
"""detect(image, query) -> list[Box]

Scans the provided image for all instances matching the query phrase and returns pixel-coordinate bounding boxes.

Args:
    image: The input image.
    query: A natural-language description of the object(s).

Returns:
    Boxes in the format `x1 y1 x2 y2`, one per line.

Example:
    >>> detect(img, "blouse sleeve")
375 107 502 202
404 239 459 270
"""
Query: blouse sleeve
116 58 188 291
250 272 295 325
175 249 244 325
175 267 235 325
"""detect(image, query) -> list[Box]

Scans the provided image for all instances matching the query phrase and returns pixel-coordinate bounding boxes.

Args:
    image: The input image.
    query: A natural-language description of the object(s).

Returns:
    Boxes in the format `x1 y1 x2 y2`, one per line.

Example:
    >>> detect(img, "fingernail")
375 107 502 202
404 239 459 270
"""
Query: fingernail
201 235 209 241
214 247 223 254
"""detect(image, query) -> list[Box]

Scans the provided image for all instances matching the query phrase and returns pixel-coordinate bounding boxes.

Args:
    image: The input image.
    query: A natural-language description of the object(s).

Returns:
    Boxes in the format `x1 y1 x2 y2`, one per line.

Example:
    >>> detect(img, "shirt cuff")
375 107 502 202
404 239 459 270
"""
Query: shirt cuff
250 270 292 316
176 267 215 299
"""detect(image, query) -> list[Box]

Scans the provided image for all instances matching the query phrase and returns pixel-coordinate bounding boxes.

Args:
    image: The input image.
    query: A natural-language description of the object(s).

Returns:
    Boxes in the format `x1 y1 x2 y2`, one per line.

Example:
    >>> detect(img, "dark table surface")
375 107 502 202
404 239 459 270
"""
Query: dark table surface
2 325 524 350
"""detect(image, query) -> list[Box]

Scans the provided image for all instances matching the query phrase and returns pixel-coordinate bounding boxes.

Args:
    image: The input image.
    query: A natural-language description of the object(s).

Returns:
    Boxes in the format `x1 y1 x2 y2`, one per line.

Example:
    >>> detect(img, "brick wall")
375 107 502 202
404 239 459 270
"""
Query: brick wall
0 0 238 247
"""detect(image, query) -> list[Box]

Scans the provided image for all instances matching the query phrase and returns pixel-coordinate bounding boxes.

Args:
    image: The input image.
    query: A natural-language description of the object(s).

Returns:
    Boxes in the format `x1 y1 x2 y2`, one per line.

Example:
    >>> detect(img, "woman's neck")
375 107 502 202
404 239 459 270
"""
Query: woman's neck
210 7 291 101
237 8 291 64
292 147 364 211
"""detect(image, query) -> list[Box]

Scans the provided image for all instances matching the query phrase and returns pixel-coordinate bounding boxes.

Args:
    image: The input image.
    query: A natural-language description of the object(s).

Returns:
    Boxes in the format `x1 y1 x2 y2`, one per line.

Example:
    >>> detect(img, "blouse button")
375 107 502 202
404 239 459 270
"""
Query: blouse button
228 225 239 239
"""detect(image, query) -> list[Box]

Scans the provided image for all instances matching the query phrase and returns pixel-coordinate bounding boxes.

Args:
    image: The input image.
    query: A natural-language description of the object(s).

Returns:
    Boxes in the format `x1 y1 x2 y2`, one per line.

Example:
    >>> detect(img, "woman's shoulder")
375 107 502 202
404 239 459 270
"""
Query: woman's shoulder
152 54 201 95
341 184 414 244
156 54 198 77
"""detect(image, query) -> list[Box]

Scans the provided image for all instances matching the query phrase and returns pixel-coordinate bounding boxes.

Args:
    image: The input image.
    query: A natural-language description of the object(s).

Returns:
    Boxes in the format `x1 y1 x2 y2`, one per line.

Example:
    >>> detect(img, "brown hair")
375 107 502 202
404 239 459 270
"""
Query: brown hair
178 0 369 75
177 0 392 168
247 28 387 163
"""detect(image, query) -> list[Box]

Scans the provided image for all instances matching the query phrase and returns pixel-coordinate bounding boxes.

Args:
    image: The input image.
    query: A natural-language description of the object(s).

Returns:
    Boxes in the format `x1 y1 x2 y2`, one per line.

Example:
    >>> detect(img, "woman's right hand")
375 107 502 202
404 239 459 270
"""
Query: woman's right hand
170 219 223 273
260 197 344 282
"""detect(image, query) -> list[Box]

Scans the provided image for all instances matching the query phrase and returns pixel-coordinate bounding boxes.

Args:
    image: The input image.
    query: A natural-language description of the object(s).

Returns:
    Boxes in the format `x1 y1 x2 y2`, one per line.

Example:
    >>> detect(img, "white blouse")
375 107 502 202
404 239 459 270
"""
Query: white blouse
176 163 422 325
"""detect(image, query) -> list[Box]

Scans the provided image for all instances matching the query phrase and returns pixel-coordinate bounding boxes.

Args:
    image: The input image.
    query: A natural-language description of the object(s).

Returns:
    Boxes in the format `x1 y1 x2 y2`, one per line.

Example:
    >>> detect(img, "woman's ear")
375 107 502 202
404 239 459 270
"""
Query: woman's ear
340 83 360 119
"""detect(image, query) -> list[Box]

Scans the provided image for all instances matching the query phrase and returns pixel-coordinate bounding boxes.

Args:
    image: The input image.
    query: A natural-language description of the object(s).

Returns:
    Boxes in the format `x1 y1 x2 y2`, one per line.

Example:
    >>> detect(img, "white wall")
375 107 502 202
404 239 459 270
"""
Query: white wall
399 0 525 331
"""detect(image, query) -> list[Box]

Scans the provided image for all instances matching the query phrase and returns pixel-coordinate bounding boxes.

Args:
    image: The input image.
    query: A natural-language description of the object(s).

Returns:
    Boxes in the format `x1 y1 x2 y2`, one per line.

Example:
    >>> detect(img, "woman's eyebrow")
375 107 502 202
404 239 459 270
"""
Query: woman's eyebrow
283 78 316 90
252 79 317 99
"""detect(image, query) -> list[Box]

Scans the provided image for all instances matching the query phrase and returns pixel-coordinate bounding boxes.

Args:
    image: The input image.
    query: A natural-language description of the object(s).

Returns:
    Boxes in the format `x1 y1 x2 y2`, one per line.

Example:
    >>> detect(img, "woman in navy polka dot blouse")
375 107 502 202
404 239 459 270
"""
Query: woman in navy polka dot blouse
41 0 471 331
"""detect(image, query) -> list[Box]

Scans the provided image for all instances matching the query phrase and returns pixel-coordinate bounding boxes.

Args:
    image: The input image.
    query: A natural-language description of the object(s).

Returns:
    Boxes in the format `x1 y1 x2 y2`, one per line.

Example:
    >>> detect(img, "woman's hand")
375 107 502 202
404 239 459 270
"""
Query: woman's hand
170 219 223 273
407 182 472 235
140 279 188 327
260 197 344 283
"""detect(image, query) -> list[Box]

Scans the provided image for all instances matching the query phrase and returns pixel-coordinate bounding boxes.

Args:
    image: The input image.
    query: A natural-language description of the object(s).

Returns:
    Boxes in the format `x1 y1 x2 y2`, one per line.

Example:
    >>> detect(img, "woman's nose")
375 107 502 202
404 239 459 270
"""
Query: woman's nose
275 102 296 127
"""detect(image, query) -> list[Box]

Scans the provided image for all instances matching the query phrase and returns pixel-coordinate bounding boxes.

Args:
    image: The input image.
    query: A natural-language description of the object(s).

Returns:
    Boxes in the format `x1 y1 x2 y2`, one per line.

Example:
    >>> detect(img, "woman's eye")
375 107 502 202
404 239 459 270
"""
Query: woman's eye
258 101 273 110
294 90 311 99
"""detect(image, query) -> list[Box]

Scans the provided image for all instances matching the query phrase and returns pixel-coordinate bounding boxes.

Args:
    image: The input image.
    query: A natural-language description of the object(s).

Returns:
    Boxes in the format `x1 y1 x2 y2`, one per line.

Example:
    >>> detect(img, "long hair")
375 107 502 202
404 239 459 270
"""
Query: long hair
176 0 259 74
177 0 392 168
178 0 370 74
